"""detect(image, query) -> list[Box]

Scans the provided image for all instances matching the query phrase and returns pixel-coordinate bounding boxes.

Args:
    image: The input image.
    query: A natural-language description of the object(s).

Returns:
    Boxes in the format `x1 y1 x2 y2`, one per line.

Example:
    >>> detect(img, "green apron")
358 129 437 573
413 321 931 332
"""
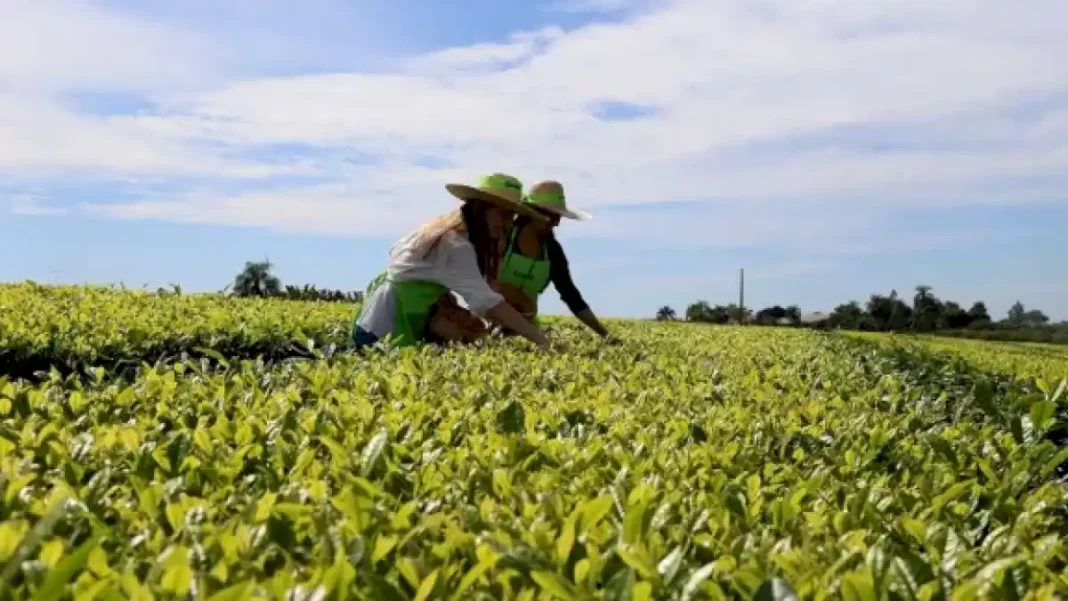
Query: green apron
497 228 551 328
353 271 447 347
498 228 552 297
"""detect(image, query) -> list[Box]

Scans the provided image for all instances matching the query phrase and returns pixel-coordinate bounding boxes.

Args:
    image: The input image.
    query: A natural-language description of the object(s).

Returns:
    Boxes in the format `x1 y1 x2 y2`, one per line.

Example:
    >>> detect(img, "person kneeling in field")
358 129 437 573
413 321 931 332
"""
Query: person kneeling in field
351 173 554 350
491 180 611 339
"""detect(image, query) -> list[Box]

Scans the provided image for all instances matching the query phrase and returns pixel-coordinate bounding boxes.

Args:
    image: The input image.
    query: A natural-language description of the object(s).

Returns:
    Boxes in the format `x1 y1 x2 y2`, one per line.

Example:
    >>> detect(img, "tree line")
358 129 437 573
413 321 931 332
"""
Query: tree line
657 285 1068 344
227 260 363 303
225 261 1065 343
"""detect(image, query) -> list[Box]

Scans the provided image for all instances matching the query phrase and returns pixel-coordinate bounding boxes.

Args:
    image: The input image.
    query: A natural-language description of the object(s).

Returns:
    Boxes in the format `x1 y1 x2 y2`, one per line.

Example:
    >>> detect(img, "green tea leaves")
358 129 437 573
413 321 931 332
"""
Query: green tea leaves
497 401 526 434
2 284 1067 598
1029 400 1056 433
754 578 799 601
531 570 580 600
159 546 194 596
360 430 389 478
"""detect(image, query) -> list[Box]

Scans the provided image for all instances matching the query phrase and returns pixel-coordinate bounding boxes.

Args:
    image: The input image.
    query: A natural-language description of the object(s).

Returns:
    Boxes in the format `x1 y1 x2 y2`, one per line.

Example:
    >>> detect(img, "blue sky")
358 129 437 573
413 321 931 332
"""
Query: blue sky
3 0 1067 321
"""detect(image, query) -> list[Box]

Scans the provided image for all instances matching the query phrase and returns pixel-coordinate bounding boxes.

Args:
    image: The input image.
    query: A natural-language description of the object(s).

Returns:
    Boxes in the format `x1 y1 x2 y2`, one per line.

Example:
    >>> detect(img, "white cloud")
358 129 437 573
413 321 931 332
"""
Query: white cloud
0 0 226 94
146 2 1066 153
9 194 67 216
0 92 311 178
4 0 1068 248
1032 110 1068 139
402 28 566 73
82 180 432 237
0 0 313 179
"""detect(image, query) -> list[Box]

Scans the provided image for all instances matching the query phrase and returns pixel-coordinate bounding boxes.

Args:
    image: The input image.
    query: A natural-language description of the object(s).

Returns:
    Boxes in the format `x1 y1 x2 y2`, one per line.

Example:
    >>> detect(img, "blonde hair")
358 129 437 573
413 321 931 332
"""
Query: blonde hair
412 209 466 257
411 200 502 280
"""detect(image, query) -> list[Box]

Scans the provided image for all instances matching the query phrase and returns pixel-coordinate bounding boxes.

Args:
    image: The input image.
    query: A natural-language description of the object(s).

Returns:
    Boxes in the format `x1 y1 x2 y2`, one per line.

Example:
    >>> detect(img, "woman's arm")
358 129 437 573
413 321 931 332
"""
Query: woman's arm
437 233 552 349
486 301 551 348
575 308 610 338
546 236 610 337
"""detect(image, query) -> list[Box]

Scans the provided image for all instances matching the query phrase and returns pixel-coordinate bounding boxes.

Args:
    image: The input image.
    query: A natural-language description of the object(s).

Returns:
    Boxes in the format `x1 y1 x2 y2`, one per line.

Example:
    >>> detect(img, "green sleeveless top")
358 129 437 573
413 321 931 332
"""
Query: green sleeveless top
497 226 552 298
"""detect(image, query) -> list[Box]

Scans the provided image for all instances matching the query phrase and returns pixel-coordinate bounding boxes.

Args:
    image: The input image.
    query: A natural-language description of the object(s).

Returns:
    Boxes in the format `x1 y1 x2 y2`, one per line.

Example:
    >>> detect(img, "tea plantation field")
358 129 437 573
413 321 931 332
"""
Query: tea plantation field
1 284 1067 600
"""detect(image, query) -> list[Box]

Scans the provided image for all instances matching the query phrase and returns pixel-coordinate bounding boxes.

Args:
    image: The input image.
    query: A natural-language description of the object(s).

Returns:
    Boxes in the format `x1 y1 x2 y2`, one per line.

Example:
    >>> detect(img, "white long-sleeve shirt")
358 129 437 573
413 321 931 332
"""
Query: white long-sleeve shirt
355 229 503 339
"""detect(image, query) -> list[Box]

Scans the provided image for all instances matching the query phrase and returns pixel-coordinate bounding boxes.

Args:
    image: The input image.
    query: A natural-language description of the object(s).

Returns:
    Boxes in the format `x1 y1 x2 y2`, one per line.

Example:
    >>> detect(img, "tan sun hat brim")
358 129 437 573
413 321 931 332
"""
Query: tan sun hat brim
445 183 548 222
534 203 592 221
524 180 591 222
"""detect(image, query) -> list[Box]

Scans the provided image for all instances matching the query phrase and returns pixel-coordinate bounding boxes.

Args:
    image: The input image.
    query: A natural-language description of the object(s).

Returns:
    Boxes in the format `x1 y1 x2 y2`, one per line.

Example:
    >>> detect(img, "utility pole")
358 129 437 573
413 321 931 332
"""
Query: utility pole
739 268 745 324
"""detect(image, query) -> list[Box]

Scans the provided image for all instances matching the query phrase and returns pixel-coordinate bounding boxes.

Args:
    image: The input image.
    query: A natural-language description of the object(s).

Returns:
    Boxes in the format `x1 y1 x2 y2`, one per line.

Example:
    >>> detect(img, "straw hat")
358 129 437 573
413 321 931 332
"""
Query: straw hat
445 173 548 222
523 180 591 221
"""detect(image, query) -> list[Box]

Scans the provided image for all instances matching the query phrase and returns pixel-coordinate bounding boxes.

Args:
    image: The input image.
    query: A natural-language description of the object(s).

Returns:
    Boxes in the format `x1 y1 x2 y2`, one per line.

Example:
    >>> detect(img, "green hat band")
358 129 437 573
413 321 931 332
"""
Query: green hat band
478 173 523 196
524 190 565 208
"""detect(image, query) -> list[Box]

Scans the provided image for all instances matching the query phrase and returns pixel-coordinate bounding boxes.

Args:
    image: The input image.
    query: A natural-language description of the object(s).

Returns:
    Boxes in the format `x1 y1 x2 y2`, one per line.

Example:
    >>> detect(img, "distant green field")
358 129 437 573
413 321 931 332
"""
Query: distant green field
842 330 1068 388
1 284 1066 599
0 282 354 376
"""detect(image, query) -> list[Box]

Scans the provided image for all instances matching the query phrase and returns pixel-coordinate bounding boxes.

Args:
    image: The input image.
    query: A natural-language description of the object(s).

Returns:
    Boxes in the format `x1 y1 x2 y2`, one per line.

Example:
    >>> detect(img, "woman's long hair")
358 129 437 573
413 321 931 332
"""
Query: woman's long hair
412 200 502 281
511 214 556 252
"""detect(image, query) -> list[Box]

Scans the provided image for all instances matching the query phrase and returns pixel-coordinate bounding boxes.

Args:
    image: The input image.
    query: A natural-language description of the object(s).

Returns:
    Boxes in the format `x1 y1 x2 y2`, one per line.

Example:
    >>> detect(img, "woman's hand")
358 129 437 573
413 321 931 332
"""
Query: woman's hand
576 308 611 338
487 300 551 350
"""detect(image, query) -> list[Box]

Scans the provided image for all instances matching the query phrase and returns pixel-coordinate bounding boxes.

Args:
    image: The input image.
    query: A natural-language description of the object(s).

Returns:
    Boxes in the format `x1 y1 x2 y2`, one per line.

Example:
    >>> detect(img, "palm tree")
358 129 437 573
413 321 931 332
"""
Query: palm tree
656 306 677 321
233 259 282 297
912 285 932 330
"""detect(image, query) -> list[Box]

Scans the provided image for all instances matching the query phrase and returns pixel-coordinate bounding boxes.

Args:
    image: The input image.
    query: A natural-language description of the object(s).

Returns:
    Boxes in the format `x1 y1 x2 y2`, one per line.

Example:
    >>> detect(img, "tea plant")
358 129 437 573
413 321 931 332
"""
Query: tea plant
0 283 353 378
844 331 1068 389
1 319 1066 599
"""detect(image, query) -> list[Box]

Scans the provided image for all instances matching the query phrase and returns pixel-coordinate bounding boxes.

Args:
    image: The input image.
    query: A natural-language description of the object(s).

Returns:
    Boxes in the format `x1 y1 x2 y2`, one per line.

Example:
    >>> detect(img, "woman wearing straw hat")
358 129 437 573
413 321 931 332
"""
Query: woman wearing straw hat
491 180 611 338
351 173 554 350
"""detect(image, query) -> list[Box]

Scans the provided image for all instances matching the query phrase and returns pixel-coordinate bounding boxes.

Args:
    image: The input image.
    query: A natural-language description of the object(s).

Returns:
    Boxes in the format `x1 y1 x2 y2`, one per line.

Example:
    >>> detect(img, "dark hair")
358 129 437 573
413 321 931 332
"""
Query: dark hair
512 214 557 247
513 215 533 233
461 200 501 281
